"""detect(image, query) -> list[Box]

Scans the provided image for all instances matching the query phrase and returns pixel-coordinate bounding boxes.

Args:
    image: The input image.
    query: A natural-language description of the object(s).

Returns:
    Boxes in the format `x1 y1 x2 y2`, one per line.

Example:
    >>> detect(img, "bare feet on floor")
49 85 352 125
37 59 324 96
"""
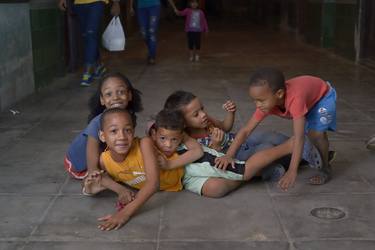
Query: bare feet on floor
82 170 107 195
309 166 332 185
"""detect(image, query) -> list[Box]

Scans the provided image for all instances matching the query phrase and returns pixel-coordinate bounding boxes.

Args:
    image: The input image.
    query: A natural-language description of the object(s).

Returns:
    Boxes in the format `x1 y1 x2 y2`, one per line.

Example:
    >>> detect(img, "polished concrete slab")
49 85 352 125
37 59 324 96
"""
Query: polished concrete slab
1 20 375 249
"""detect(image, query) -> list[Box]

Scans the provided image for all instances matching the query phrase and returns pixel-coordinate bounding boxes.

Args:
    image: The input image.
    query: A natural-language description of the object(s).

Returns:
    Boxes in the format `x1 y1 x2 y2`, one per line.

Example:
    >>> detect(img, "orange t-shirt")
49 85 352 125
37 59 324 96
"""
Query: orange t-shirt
253 75 329 121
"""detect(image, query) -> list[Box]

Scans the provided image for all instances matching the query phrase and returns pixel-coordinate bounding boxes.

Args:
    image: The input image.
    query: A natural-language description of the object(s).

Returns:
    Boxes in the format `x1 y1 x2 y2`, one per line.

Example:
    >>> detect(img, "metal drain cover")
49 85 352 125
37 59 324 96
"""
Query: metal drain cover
310 207 346 220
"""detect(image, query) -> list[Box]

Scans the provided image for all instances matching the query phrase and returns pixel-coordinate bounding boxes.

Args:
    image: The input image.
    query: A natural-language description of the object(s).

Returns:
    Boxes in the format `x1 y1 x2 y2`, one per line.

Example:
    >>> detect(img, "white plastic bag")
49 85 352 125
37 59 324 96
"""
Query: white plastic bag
102 16 125 51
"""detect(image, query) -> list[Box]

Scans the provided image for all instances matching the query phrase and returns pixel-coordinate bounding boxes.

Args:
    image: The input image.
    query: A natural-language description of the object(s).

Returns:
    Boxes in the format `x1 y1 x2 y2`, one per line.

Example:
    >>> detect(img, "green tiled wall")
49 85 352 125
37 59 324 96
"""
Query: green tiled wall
321 1 336 48
283 0 358 61
333 1 357 60
30 7 64 90
304 1 323 46
0 3 35 111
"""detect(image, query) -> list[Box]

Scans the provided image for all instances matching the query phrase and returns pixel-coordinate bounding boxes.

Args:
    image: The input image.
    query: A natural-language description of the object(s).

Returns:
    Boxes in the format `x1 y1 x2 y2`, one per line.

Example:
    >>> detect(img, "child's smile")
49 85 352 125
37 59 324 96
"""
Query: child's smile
100 112 135 162
100 77 132 109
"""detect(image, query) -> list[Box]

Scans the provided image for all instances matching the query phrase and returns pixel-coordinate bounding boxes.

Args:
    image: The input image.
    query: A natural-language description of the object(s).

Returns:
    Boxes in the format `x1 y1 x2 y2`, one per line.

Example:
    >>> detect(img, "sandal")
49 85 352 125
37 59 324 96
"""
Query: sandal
309 166 332 185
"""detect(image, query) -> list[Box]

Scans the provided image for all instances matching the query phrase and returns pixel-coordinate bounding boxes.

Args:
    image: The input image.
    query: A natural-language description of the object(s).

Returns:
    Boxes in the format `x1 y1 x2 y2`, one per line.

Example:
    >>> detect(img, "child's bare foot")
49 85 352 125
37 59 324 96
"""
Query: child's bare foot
116 189 135 211
82 171 106 195
309 166 332 185
118 189 136 205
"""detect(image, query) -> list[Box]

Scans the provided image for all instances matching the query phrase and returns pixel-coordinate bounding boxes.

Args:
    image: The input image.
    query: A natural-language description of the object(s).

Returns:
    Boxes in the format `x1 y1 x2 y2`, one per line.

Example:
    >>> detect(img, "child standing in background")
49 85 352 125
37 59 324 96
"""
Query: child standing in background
64 73 143 182
172 0 208 61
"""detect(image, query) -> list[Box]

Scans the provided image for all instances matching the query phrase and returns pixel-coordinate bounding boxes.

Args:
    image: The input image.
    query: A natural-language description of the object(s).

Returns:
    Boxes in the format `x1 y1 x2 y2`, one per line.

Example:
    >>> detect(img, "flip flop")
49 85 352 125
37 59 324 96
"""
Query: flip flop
309 166 332 185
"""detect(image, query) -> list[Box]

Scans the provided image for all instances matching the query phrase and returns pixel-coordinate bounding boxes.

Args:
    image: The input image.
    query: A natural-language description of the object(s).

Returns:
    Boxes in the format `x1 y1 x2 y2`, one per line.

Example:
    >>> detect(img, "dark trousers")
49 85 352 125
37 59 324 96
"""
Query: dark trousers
187 32 201 50
73 2 104 68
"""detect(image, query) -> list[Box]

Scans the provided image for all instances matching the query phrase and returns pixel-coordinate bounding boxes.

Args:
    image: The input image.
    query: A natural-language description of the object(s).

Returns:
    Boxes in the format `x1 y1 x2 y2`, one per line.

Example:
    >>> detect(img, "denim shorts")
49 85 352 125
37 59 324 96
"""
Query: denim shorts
305 83 337 132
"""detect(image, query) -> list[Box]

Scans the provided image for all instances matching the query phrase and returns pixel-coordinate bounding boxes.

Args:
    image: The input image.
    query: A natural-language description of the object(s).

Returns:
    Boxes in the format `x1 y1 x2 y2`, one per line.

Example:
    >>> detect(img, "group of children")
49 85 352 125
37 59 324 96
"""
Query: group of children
65 68 336 230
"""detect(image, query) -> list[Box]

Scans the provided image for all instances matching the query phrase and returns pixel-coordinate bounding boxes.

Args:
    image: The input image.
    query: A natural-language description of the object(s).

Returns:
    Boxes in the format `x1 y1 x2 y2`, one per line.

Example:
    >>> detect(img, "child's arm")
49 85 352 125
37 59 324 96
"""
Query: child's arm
200 10 209 32
215 116 260 169
167 0 178 13
97 156 135 202
162 134 204 170
110 0 121 16
278 117 305 191
98 137 159 231
58 0 66 11
86 136 101 173
129 0 135 16
208 100 236 132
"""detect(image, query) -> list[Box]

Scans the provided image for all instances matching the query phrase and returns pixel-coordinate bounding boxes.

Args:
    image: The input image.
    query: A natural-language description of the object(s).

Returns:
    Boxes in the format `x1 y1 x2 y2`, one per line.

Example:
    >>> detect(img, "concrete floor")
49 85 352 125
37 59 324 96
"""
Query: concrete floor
1 20 375 250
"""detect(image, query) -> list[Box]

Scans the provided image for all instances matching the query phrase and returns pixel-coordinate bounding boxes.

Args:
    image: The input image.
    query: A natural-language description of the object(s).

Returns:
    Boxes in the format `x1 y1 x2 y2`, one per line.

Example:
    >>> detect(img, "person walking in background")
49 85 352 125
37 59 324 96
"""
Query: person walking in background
58 0 120 86
172 0 208 62
129 0 178 64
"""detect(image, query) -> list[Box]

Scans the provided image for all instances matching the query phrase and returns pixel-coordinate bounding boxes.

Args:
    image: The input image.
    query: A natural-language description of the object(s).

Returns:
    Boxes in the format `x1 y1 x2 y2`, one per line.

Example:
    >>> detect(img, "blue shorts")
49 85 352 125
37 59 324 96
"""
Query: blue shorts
305 84 337 132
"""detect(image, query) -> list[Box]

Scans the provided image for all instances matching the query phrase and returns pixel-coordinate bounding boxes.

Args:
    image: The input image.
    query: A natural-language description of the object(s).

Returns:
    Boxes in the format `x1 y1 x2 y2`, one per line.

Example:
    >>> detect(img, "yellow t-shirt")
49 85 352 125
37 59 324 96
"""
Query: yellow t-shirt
74 0 109 5
101 138 184 191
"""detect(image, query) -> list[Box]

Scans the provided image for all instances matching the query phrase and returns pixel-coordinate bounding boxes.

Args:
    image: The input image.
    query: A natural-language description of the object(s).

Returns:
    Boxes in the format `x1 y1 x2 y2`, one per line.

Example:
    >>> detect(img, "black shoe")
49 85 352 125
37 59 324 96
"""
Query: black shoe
328 150 336 164
147 57 156 65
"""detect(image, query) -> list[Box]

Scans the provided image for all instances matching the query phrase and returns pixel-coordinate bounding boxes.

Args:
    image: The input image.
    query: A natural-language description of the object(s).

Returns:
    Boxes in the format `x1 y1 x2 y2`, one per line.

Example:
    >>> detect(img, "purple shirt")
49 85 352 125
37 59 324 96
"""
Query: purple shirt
178 8 208 32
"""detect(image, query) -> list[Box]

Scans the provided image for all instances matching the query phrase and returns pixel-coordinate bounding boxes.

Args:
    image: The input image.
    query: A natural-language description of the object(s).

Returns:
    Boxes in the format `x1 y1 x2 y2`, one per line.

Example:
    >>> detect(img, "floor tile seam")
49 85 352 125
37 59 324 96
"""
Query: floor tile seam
3 191 375 197
156 206 165 250
358 175 375 189
314 138 368 142
27 175 70 239
0 191 274 198
339 98 375 122
0 193 91 197
10 177 69 250
0 238 159 243
265 183 295 249
0 100 70 152
290 237 375 242
2 238 293 243
156 239 290 243
269 191 375 197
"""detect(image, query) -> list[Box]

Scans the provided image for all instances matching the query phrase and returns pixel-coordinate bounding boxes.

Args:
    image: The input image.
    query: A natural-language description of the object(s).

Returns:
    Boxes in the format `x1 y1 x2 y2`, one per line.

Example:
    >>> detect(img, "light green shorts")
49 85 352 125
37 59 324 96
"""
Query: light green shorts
183 161 244 195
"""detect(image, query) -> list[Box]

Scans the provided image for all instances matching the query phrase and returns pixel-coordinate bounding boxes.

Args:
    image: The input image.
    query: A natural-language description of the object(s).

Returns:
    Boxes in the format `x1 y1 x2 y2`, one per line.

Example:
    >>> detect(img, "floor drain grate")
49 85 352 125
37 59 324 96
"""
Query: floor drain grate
310 207 346 220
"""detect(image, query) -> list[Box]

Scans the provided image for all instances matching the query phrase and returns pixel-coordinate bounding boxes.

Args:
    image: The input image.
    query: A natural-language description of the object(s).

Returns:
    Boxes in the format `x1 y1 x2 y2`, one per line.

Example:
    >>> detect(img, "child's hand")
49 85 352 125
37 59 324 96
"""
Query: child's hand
278 170 297 191
157 154 170 169
210 127 224 151
86 170 104 182
214 155 235 170
98 211 130 231
111 1 121 16
222 100 236 113
130 6 135 16
58 0 67 11
118 188 135 205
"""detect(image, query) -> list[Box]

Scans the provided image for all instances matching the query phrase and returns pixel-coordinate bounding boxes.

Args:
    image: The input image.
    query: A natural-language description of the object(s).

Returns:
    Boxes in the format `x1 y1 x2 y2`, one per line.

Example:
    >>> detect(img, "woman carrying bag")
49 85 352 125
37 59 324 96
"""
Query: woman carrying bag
58 0 121 86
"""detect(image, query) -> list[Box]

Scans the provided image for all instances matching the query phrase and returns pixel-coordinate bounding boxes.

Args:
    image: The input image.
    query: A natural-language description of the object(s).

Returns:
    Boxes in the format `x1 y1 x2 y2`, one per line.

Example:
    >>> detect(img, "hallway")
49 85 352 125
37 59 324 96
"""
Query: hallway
1 20 375 249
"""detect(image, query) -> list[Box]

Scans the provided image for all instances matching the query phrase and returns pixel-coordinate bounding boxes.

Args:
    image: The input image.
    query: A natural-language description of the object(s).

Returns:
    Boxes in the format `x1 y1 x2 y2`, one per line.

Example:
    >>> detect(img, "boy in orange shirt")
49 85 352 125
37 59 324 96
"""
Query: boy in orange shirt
216 68 337 190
